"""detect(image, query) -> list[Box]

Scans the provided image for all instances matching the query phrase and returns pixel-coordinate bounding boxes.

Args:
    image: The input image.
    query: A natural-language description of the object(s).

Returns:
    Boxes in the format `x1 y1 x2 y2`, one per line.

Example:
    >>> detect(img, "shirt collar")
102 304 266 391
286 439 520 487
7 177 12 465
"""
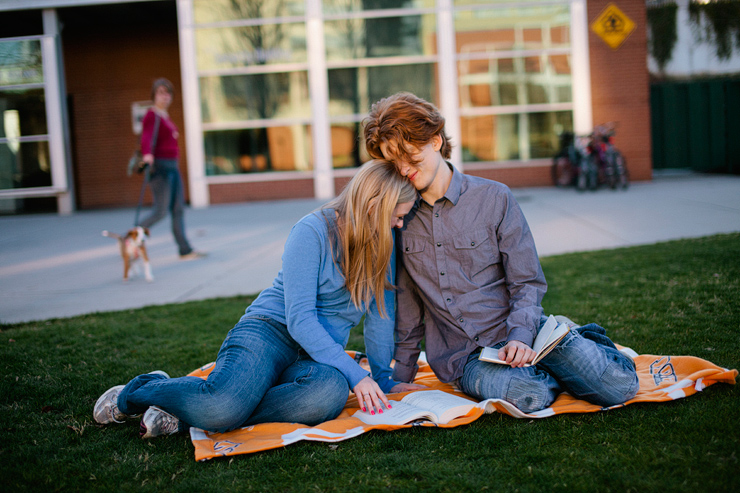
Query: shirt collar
412 162 462 209
442 163 463 206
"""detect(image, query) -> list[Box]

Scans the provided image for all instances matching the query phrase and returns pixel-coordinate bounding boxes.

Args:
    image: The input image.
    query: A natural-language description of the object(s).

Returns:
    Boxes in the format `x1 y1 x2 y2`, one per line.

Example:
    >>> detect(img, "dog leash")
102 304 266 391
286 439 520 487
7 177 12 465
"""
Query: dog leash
134 112 160 227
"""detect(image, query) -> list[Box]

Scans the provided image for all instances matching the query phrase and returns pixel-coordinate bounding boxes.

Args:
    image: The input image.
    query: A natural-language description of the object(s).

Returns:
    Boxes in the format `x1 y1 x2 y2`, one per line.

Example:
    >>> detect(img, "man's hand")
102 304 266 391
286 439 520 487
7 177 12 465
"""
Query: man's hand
353 376 391 415
389 382 428 393
497 341 536 368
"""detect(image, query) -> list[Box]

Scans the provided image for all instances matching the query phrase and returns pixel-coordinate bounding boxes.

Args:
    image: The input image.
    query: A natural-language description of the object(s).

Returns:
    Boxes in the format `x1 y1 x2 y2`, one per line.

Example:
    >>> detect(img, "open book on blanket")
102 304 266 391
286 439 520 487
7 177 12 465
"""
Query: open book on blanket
478 315 570 367
353 390 477 425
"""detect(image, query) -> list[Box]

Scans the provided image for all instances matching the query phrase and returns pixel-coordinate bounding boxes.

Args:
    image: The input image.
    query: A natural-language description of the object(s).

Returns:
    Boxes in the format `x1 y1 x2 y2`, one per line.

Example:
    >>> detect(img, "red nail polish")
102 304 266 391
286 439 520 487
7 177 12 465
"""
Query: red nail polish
379 409 383 414
371 410 375 415
362 407 366 412
388 404 393 409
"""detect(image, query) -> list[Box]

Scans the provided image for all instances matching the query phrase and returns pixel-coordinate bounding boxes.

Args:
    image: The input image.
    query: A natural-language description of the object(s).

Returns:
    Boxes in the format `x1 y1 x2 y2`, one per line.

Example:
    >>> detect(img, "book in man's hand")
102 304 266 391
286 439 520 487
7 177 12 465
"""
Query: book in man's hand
478 315 570 367
352 390 477 426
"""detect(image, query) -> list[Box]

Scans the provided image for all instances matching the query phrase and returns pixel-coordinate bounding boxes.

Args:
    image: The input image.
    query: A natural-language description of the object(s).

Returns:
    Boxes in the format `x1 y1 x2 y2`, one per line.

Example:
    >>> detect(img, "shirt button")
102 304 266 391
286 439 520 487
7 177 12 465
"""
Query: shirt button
474 336 479 342
440 272 445 276
446 298 451 303
459 318 464 323
405 247 409 252
436 242 441 247
434 213 439 217
471 241 475 246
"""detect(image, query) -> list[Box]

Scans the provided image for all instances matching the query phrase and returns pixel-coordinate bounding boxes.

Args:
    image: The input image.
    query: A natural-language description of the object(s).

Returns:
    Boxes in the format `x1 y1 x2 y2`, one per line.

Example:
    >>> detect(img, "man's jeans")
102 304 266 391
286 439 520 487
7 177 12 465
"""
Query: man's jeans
117 316 349 433
458 317 639 413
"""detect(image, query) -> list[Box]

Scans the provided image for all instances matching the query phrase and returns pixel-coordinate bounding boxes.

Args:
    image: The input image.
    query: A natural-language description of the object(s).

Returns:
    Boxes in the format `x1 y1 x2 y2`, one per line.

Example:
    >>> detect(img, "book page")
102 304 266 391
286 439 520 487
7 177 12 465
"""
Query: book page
531 323 570 365
531 315 558 354
353 400 434 425
401 390 476 424
478 346 507 365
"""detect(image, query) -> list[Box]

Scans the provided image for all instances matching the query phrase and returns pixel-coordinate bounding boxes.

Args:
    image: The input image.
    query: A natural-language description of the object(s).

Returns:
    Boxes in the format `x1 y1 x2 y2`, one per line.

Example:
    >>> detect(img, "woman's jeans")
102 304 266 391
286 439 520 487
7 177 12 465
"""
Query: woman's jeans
458 317 639 413
137 159 192 256
117 316 350 433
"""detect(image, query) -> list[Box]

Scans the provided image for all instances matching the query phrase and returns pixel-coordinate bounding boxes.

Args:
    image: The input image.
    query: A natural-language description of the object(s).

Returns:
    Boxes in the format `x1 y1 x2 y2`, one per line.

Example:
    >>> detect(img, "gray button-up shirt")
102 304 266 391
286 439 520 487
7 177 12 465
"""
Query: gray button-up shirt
393 165 547 383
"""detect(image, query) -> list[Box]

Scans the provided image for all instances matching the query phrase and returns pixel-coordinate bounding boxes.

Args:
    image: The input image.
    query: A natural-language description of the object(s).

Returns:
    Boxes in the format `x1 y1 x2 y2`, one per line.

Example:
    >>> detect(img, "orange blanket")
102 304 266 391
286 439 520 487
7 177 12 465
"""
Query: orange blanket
187 349 737 462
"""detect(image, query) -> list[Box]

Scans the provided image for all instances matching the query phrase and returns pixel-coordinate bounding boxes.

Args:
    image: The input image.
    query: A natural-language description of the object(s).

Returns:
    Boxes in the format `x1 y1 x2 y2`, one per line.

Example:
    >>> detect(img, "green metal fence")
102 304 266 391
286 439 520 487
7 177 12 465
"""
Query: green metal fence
650 78 740 174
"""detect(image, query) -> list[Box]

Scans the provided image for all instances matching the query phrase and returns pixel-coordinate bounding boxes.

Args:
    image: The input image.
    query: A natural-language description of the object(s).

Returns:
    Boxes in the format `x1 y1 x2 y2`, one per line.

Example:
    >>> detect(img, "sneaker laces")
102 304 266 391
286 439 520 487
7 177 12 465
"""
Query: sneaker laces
156 411 179 435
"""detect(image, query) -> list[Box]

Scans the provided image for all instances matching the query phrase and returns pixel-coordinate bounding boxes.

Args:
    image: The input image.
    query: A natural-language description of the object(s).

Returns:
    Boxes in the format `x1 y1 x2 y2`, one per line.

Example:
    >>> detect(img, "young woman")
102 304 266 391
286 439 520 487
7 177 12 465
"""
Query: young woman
94 159 419 438
138 77 204 259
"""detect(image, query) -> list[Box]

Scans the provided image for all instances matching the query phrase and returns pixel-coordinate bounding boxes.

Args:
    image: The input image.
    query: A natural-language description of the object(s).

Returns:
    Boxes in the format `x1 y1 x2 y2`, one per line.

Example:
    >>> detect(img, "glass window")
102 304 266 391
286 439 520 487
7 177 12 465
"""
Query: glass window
323 0 435 15
0 39 43 86
200 71 309 124
205 125 312 174
195 23 307 71
461 114 520 162
0 88 48 137
193 0 305 24
455 5 571 52
529 110 572 158
329 124 360 168
328 64 437 117
454 0 565 7
458 55 572 107
460 110 572 162
0 141 51 190
325 14 436 61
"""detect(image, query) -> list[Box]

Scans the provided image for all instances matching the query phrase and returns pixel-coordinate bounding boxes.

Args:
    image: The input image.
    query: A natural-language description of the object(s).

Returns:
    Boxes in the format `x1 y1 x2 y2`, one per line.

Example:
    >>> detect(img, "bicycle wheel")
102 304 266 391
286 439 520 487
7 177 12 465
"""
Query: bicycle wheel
552 156 575 187
615 151 629 189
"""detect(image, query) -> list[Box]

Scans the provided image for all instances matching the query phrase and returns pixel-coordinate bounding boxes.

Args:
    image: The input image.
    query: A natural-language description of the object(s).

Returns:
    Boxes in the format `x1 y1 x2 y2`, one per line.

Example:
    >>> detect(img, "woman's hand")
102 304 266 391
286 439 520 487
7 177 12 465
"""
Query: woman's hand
353 376 391 415
390 382 428 393
497 340 536 368
142 153 154 165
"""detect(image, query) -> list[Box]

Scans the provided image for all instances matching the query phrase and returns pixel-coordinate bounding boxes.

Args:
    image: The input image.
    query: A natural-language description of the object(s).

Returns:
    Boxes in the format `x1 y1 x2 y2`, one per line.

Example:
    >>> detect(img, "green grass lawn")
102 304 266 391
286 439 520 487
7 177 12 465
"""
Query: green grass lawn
1 233 738 492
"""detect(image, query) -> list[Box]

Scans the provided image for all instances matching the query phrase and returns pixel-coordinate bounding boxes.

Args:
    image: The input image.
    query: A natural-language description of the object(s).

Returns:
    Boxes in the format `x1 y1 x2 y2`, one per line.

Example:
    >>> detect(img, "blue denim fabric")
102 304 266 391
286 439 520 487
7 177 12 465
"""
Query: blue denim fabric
137 159 193 256
538 323 639 408
117 316 349 433
458 317 639 413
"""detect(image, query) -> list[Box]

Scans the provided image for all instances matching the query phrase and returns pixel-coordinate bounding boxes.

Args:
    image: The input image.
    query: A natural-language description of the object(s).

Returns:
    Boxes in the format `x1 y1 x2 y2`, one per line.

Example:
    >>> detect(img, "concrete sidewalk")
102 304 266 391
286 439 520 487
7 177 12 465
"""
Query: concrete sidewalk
2 172 739 324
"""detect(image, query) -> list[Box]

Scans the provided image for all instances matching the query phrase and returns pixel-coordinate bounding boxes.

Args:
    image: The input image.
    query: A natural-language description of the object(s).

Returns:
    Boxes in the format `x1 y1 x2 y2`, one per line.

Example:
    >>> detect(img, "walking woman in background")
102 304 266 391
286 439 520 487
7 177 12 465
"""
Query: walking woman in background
94 159 423 438
138 77 204 260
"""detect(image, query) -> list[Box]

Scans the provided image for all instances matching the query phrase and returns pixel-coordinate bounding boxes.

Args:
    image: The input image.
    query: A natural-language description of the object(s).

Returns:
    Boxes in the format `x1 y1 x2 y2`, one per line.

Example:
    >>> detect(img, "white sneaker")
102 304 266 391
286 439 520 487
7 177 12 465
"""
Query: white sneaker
140 406 180 439
93 385 126 424
93 371 169 425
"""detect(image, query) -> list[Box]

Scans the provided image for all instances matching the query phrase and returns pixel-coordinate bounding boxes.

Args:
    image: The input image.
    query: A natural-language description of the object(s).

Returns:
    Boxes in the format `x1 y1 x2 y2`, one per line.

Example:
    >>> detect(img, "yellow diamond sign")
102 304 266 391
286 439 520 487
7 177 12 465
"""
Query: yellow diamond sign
591 3 636 49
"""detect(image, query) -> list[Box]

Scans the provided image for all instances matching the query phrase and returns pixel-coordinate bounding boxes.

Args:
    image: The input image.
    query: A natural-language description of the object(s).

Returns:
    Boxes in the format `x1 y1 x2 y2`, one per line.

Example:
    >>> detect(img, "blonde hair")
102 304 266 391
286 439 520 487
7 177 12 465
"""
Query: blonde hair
323 159 416 318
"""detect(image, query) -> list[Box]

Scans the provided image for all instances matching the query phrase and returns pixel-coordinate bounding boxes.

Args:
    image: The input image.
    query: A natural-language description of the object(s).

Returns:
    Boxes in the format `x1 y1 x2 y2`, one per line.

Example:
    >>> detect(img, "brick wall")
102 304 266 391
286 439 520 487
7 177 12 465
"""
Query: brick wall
467 164 554 188
63 6 185 210
587 0 652 181
209 179 315 204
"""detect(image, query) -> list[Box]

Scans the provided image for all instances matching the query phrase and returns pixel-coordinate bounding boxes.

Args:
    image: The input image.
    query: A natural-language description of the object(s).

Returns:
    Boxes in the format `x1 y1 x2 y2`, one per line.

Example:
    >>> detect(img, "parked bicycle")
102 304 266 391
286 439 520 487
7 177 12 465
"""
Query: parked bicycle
552 123 629 191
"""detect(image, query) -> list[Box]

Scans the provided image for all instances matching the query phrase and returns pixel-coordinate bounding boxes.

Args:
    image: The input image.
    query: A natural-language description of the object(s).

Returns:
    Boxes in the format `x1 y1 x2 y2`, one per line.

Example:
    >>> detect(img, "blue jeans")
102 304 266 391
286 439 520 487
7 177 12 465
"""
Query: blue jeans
458 317 639 413
117 316 349 433
137 159 193 256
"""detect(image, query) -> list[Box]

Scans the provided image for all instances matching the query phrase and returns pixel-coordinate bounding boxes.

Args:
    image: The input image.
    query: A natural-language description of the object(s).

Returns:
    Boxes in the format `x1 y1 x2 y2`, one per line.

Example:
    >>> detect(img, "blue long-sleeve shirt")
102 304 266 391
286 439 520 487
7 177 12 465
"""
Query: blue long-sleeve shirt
243 209 399 393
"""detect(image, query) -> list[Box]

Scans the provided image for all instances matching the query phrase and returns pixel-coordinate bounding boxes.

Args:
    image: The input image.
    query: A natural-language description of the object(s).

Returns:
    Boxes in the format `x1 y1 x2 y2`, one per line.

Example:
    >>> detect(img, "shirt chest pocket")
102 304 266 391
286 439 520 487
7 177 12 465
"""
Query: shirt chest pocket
452 229 497 279
401 236 426 256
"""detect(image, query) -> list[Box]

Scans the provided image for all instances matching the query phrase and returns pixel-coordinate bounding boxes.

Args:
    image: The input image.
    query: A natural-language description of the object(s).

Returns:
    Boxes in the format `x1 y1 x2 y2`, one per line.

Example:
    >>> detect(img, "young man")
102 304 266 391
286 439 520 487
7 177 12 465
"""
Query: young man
364 92 638 413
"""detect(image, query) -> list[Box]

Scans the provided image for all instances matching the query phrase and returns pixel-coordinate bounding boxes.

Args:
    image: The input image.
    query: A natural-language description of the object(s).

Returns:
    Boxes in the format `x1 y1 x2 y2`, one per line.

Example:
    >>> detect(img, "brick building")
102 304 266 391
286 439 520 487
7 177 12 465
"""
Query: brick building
0 0 651 214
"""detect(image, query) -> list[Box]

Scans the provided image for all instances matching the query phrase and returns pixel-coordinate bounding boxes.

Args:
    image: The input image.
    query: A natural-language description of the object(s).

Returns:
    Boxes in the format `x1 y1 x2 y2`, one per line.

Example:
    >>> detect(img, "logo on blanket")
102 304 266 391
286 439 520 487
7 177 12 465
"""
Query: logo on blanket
649 356 677 386
214 440 242 456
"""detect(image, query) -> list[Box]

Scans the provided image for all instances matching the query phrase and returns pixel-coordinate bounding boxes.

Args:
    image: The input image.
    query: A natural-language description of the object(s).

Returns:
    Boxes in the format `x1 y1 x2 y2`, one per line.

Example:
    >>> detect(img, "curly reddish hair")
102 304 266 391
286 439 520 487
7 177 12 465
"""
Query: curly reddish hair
363 92 452 165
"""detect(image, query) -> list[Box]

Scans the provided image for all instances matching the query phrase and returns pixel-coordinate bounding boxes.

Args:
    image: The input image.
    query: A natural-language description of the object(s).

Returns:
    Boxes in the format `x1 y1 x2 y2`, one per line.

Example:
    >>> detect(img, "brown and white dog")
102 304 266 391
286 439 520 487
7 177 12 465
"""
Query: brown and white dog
102 226 153 282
